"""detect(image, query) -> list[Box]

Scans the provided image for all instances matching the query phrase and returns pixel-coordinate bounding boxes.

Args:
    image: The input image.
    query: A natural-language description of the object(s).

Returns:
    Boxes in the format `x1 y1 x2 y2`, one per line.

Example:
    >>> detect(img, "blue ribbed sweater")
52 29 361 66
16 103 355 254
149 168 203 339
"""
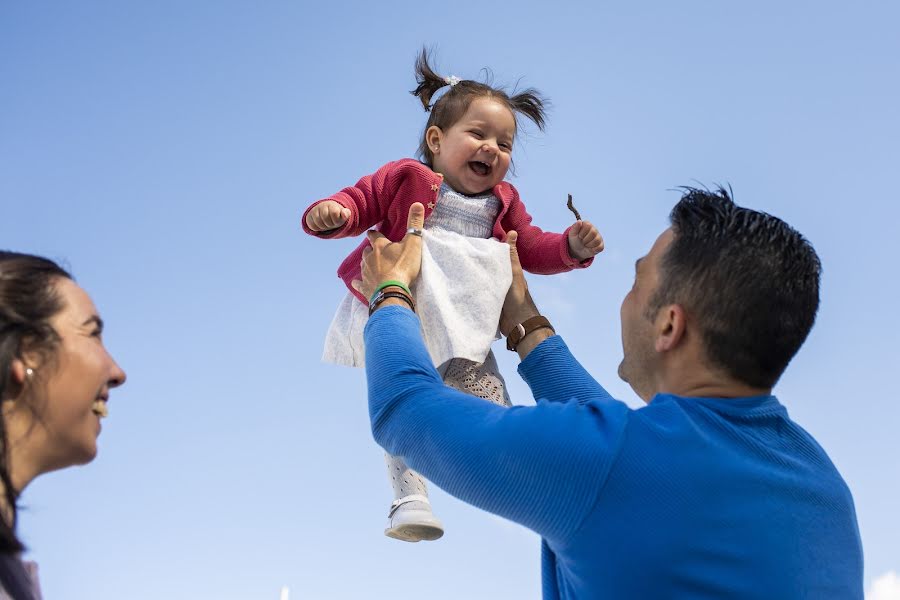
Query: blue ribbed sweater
365 307 864 599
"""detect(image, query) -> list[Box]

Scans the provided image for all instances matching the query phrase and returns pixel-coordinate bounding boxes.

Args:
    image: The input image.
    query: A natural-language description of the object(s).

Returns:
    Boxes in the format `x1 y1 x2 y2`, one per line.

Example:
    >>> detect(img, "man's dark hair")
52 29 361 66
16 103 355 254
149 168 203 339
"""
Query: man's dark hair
649 186 821 388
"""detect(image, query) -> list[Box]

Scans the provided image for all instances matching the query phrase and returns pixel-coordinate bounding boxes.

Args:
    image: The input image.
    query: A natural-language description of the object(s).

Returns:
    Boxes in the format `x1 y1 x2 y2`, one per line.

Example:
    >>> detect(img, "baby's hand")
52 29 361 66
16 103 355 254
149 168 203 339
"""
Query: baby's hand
306 200 351 232
567 221 605 261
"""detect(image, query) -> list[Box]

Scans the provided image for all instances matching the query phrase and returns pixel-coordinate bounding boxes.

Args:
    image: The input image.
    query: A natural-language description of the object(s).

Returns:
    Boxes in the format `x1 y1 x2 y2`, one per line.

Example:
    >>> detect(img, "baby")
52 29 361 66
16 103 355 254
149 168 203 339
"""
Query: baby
302 49 603 542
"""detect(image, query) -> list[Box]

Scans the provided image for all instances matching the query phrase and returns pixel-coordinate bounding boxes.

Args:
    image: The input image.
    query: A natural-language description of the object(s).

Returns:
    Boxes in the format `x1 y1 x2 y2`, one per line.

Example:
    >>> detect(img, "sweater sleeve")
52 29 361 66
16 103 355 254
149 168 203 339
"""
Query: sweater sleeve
518 335 615 405
501 187 594 274
301 160 403 239
365 306 629 546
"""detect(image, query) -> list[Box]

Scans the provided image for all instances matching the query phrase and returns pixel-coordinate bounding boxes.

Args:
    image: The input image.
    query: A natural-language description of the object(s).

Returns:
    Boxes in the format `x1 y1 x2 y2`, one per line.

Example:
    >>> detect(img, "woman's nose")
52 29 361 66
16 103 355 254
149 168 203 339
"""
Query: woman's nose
109 358 127 388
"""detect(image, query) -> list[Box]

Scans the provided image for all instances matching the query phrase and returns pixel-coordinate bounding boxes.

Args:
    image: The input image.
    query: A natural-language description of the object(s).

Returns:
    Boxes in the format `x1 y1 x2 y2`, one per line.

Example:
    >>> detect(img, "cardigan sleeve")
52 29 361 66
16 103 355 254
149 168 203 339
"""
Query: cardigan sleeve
501 186 594 274
365 306 629 546
301 160 404 239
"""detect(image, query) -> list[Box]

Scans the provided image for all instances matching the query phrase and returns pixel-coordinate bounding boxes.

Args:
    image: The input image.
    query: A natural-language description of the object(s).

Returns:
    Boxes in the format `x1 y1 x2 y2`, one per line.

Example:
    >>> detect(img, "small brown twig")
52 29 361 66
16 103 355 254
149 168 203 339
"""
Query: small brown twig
566 194 582 221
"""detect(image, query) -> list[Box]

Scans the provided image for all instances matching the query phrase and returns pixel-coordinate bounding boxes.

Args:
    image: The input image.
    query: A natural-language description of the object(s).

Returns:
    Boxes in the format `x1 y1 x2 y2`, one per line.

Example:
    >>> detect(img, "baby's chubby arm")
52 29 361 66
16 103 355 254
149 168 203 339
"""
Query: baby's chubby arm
301 160 410 239
305 201 351 232
502 189 604 273
567 220 605 261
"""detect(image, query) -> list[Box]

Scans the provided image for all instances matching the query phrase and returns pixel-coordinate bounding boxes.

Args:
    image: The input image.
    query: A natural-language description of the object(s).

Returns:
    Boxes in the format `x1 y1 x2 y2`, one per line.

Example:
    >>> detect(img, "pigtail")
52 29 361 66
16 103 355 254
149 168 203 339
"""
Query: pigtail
509 89 548 132
410 47 449 112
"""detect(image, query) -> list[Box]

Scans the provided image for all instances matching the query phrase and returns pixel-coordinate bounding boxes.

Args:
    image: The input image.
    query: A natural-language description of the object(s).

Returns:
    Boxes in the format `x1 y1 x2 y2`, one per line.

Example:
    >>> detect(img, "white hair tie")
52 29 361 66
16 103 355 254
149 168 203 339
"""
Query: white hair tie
444 75 461 87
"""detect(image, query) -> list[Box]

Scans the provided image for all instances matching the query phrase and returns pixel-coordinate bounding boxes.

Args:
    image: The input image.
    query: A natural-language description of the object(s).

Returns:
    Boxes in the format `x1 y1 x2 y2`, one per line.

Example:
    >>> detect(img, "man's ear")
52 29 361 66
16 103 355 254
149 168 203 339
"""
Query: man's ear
655 304 687 353
425 126 443 154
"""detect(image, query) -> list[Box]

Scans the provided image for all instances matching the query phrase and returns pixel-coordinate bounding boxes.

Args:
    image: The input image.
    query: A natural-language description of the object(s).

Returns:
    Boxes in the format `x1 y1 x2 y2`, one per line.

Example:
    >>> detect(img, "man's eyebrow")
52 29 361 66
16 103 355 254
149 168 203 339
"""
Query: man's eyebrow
635 258 644 272
82 315 104 331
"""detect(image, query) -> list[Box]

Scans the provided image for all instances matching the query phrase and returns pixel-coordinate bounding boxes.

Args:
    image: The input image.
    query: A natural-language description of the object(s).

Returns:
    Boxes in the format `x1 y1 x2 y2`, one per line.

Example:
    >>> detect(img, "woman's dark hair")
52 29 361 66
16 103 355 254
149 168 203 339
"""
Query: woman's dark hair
648 187 821 389
411 48 548 166
0 251 71 553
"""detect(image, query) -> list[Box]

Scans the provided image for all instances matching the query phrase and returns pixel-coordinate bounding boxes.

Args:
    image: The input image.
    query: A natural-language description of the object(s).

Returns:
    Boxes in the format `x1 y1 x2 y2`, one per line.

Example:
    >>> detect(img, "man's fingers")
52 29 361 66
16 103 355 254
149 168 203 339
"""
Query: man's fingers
366 230 388 247
507 230 523 272
407 202 426 231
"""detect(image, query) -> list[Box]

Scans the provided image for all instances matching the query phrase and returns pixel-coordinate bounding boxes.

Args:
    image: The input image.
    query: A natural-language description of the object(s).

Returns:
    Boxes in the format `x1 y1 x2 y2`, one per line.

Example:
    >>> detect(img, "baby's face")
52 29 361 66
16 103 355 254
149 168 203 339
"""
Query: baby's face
430 97 516 196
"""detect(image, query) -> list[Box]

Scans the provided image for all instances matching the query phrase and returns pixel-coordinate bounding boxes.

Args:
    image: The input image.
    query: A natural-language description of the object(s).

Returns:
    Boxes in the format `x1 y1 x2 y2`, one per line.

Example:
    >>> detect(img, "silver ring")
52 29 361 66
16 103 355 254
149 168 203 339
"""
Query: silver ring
406 227 423 237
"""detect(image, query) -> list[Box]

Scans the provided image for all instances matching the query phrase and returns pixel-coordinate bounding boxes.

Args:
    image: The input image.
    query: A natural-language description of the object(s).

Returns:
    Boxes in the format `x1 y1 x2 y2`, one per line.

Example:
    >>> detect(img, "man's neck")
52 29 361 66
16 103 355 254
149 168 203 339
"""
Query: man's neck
661 380 772 400
647 344 772 401
653 366 772 400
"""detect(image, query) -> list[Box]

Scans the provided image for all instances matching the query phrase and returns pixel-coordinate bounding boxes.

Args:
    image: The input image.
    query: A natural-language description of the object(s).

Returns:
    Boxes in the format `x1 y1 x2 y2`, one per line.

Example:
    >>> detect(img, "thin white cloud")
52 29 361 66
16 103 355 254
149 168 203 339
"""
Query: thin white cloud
869 571 900 600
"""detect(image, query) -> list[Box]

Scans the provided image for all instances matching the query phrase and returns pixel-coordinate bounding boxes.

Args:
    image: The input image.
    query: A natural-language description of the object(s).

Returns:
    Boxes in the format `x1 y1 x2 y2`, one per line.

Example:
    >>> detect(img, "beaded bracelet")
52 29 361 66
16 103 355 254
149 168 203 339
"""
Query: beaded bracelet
369 288 416 316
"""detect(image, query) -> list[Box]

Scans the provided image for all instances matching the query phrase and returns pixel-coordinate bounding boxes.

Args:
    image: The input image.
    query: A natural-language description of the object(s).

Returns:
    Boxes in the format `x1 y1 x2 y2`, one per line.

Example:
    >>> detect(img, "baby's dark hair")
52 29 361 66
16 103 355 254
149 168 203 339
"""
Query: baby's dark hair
411 48 547 166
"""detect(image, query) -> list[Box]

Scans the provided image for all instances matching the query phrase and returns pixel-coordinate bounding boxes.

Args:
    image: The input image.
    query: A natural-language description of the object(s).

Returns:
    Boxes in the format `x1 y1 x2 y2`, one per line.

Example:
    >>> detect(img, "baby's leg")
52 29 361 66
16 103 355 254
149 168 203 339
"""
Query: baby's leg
381 351 509 542
439 350 512 407
383 452 444 542
385 452 428 500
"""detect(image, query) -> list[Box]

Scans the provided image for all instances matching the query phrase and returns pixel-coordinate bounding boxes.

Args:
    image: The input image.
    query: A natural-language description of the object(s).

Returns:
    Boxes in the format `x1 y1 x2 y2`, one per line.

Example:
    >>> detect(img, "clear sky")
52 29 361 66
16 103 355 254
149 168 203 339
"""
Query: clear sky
2 2 898 599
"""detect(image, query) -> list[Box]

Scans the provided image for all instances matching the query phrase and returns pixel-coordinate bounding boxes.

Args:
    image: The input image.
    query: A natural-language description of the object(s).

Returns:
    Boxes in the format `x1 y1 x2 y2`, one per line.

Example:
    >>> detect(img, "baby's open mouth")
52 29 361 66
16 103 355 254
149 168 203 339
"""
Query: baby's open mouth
468 161 492 176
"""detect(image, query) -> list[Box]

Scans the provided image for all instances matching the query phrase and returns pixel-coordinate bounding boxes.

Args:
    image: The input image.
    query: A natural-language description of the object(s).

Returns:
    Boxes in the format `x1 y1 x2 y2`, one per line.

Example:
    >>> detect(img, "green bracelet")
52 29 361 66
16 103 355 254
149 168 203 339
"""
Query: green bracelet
371 279 412 301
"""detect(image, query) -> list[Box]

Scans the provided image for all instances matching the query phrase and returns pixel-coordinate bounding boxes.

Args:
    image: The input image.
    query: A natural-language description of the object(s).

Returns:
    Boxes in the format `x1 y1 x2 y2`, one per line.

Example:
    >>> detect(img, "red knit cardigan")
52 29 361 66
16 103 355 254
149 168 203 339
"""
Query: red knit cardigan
302 159 593 303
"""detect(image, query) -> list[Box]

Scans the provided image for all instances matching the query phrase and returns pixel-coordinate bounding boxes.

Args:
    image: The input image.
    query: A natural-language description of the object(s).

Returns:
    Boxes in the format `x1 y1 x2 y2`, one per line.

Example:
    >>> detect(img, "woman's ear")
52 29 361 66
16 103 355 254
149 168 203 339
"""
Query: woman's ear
8 358 28 386
3 358 30 403
425 126 443 154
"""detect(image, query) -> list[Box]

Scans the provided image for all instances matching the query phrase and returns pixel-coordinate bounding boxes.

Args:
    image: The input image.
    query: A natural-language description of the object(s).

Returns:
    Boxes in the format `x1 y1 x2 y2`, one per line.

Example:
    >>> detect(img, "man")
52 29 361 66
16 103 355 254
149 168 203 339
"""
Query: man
356 188 863 599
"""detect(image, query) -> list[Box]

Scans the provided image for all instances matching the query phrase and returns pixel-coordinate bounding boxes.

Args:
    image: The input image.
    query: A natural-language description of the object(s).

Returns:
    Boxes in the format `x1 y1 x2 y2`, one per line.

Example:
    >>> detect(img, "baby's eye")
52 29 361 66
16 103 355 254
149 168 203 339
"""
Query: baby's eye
499 142 512 151
469 130 484 139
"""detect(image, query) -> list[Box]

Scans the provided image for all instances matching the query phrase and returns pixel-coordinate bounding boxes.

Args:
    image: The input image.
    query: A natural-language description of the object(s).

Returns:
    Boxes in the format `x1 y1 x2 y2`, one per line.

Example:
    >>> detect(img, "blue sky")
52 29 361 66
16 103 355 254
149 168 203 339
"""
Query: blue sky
2 2 898 598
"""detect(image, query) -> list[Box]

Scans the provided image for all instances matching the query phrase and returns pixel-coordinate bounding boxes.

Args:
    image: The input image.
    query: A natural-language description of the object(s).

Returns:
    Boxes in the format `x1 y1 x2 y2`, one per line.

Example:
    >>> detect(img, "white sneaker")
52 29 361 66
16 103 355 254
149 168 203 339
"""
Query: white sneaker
384 494 444 542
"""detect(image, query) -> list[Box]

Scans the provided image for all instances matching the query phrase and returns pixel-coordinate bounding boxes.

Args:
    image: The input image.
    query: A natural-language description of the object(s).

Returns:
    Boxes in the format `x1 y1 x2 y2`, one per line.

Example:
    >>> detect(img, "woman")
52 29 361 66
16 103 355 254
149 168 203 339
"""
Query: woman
0 251 126 599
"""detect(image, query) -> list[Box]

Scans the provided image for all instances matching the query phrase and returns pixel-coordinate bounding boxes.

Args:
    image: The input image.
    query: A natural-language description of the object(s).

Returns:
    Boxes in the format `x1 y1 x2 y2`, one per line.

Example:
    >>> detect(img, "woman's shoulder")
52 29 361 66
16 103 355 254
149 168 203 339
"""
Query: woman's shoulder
0 554 41 600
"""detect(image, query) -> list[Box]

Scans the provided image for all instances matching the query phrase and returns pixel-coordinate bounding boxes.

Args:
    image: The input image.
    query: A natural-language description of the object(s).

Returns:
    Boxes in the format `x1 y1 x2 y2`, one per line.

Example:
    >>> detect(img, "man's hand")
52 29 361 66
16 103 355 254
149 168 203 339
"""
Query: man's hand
306 200 352 232
567 220 605 261
351 203 426 301
499 231 541 336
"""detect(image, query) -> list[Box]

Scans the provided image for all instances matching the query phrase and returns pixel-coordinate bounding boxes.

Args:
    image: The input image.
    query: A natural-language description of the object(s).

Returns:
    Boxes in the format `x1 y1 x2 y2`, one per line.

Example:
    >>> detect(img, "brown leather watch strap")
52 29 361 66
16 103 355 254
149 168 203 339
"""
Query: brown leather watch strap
506 316 554 351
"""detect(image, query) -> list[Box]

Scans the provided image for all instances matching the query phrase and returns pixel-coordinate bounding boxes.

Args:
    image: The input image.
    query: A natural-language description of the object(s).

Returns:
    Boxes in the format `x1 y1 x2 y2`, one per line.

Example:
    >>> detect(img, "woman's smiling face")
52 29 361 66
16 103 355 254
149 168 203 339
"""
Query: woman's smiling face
28 278 127 473
427 97 516 196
